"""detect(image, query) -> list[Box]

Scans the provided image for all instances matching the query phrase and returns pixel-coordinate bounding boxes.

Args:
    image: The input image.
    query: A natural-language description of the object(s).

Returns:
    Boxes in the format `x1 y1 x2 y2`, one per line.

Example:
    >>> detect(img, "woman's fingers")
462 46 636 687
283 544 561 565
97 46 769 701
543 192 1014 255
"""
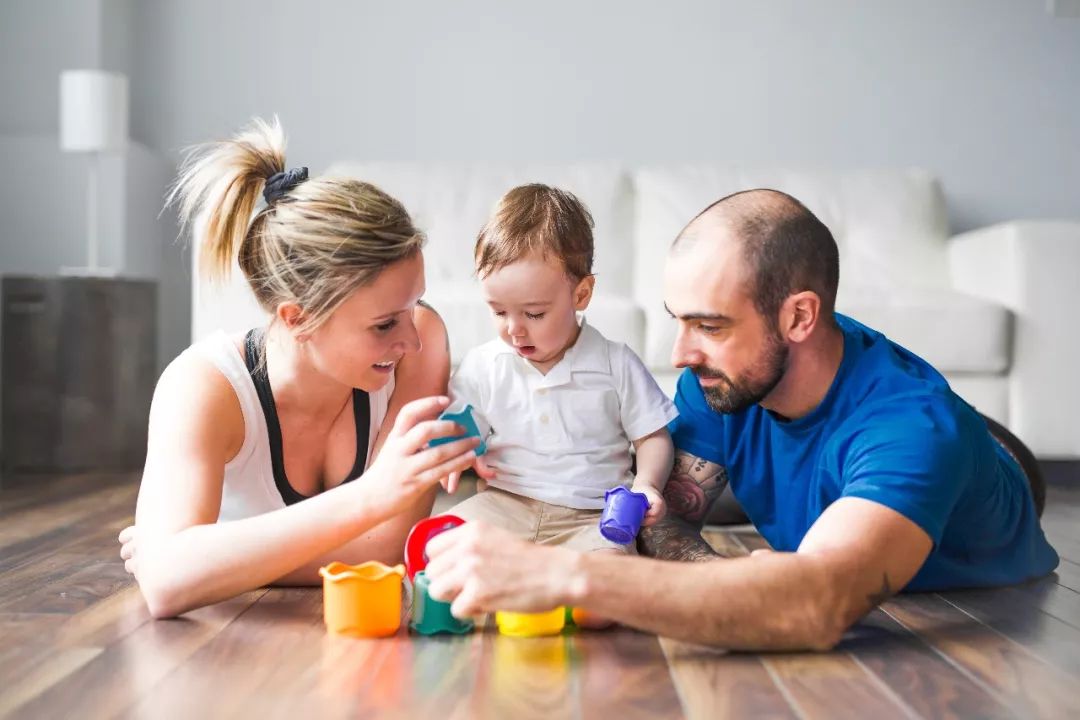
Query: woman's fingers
409 436 479 474
414 447 479 485
445 471 460 494
120 543 134 560
401 419 465 453
390 396 450 439
118 525 135 544
124 558 137 575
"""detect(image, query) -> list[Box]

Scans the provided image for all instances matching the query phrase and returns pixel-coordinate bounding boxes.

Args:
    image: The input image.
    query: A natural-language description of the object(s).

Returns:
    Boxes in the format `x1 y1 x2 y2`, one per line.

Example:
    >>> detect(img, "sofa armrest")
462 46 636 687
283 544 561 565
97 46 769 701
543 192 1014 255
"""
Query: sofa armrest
947 221 1080 457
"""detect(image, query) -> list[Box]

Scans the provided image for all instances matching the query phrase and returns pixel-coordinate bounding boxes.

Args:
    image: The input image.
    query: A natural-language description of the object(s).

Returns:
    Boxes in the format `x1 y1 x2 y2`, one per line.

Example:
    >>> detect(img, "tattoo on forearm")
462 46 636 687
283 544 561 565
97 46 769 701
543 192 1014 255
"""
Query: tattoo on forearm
639 453 731 562
866 573 894 608
638 516 720 562
663 458 729 524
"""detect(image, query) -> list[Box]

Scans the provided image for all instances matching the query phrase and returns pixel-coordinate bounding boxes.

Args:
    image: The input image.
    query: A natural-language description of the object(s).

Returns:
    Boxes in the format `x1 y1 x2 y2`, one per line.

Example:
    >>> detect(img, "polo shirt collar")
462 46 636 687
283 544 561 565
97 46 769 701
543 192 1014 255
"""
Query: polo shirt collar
493 316 610 387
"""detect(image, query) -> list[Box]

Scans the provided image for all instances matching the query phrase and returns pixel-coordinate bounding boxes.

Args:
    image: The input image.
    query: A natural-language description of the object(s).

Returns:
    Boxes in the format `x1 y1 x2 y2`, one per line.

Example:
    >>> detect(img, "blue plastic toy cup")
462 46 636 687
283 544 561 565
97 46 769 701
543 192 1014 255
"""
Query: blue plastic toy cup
599 487 650 544
429 402 491 456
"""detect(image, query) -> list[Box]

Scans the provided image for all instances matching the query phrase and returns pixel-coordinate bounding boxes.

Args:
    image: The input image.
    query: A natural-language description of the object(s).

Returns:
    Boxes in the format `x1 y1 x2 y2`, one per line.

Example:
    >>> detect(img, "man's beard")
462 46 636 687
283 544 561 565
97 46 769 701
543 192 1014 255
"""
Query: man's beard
693 333 789 414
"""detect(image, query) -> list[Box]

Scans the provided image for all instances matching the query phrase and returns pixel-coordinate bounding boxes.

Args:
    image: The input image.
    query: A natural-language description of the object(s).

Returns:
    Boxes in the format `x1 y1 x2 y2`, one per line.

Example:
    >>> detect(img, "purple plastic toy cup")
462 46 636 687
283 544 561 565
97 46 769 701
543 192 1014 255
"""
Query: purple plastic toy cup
599 487 650 544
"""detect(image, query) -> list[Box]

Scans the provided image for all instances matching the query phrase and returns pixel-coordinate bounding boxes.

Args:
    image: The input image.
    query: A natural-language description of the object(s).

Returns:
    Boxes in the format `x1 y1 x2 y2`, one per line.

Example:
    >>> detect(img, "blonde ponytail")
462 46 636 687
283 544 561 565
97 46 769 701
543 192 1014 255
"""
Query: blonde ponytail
168 117 424 337
169 117 285 281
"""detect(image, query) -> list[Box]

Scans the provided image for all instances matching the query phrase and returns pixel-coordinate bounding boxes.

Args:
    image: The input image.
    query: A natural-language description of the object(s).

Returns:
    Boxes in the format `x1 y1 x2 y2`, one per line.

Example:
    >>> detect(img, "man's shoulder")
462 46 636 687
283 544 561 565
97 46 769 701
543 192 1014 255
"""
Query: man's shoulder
837 313 950 389
828 388 979 471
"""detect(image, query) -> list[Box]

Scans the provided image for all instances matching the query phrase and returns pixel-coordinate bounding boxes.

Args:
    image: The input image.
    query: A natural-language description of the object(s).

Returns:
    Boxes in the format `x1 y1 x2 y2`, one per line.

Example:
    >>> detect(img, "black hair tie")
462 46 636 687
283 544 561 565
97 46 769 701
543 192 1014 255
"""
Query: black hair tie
263 166 309 205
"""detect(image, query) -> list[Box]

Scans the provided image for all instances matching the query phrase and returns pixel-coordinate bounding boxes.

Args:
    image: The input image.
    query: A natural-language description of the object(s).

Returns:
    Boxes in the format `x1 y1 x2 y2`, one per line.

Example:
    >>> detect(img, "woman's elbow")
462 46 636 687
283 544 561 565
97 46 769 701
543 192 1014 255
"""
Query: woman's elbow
139 582 185 619
135 565 196 619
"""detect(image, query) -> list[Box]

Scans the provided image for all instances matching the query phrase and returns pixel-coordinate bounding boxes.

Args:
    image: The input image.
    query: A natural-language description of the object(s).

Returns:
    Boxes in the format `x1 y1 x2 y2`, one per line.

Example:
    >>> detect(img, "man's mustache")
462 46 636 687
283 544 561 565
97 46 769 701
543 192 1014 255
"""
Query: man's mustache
692 365 730 383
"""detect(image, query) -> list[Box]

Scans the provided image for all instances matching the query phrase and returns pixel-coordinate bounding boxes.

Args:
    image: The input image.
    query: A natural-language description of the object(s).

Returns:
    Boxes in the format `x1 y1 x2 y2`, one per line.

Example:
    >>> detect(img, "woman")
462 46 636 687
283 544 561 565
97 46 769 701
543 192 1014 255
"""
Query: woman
118 118 480 618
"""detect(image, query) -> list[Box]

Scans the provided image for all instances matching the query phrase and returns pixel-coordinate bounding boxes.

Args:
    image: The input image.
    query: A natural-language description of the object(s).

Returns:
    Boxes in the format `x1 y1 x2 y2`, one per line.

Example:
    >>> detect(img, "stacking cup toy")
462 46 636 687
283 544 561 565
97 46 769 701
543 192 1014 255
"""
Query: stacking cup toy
599 487 650 544
319 561 405 637
410 570 474 635
429 402 493 455
405 514 466 581
495 607 567 637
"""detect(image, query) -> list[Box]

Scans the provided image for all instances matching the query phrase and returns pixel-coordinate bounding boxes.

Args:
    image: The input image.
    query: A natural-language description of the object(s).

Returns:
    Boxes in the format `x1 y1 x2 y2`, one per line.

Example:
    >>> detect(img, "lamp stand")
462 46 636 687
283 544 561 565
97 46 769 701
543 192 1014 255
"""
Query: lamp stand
60 153 117 278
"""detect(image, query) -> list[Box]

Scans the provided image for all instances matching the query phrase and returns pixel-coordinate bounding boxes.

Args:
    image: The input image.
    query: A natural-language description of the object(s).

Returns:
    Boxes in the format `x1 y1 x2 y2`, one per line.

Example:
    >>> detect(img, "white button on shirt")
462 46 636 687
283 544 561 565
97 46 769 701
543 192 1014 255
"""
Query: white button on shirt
449 320 679 510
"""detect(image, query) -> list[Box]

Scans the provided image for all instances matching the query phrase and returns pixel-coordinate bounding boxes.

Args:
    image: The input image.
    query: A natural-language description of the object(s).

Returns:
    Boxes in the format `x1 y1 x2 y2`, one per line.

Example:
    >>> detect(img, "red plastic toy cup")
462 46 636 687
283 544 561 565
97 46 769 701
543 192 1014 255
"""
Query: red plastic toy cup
404 514 466 580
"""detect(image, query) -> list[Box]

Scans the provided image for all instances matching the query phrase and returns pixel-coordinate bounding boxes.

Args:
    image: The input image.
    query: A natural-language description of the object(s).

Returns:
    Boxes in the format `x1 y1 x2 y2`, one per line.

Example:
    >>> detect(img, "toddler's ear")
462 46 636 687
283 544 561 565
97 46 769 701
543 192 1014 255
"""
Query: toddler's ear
573 274 596 311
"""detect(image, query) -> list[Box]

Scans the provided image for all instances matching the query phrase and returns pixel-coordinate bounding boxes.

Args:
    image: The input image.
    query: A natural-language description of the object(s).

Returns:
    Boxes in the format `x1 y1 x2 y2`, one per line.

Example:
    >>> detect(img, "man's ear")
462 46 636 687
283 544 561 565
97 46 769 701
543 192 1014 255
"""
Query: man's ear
780 291 821 343
573 275 596 312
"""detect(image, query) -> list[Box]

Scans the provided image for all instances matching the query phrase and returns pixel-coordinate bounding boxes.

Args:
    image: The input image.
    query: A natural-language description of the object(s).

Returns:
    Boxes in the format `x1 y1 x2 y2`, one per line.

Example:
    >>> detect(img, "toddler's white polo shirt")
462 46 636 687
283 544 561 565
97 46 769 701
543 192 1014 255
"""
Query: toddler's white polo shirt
449 320 678 509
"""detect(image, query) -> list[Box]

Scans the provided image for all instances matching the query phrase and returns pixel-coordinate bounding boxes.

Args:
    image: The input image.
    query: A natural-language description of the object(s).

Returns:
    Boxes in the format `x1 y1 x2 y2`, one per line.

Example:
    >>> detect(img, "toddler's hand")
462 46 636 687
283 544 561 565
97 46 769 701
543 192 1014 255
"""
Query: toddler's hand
634 484 667 526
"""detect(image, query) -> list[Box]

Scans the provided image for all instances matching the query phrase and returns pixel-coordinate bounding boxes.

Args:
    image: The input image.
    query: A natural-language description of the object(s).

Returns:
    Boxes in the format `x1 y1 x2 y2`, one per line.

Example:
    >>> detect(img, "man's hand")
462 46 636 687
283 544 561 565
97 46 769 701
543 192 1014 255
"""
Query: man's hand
424 522 582 618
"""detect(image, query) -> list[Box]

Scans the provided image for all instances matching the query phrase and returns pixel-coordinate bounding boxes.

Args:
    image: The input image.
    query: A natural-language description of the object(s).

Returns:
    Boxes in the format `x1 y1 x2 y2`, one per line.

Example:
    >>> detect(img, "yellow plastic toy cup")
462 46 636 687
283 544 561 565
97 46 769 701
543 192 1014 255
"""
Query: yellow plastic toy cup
495 607 567 637
319 561 405 637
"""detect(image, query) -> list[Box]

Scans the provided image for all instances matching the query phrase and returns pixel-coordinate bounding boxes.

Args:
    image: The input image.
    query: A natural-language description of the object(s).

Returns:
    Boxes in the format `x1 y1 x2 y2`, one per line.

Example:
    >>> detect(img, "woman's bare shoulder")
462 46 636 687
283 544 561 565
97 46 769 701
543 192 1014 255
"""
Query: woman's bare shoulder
149 339 246 460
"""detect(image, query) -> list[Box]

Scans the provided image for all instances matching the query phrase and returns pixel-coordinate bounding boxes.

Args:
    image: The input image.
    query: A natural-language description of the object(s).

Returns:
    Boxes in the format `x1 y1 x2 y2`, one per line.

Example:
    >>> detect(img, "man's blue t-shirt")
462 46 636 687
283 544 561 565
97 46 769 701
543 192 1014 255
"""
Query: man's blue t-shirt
668 314 1058 591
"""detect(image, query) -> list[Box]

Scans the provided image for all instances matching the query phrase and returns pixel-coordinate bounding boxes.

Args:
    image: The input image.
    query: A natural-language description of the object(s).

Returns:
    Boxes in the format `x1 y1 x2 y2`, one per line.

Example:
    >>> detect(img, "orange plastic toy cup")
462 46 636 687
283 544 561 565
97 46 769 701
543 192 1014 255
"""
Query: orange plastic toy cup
319 561 405 637
495 607 567 637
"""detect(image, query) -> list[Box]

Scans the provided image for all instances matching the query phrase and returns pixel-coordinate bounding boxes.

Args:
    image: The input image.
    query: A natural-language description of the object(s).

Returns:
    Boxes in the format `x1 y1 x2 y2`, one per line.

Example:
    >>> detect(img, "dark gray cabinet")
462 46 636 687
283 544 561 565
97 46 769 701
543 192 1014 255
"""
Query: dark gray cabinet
1 276 157 479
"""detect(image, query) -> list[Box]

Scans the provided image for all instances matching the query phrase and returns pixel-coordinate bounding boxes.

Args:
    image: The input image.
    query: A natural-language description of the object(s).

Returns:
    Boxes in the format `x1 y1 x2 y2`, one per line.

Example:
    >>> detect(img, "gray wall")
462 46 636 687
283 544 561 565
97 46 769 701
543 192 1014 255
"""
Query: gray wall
3 0 1079 374
0 0 185 370
131 0 1080 234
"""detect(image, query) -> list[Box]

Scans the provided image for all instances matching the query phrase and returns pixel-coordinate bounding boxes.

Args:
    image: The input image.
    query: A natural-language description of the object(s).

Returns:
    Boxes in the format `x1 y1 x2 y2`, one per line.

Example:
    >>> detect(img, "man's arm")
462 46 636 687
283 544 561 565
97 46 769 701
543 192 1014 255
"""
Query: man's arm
585 496 931 649
638 450 729 561
425 496 932 650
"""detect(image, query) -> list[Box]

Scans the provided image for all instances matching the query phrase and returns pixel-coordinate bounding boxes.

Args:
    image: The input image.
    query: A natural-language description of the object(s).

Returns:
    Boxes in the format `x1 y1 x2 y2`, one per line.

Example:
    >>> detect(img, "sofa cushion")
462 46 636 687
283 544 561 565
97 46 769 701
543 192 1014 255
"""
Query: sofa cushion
325 163 635 295
836 285 1011 374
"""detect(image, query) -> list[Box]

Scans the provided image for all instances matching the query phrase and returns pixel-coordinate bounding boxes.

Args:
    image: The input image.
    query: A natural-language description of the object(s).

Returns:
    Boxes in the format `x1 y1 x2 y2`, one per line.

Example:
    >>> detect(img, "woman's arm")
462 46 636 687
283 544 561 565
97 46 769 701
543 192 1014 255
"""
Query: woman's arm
127 335 473 617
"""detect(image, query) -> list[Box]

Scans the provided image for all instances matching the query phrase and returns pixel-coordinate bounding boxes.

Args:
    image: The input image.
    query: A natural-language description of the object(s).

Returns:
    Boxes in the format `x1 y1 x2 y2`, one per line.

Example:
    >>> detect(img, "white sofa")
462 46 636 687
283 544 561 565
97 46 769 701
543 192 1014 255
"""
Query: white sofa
191 164 1080 458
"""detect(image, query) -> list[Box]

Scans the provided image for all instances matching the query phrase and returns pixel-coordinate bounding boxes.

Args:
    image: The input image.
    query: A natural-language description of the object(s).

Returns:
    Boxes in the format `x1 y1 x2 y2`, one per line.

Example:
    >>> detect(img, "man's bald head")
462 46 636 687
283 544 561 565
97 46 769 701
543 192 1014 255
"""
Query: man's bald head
672 189 839 328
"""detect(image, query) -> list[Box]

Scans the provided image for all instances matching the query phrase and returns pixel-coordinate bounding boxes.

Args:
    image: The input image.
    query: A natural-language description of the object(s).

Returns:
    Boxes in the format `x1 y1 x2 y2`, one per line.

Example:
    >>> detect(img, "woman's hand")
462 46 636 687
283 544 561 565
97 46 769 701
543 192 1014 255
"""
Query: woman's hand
441 454 496 494
362 396 480 516
118 525 138 576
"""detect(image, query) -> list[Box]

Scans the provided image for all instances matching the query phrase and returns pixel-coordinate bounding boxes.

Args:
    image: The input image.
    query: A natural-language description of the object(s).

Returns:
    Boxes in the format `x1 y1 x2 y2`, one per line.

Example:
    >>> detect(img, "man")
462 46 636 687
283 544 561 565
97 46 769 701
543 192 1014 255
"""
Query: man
425 189 1058 650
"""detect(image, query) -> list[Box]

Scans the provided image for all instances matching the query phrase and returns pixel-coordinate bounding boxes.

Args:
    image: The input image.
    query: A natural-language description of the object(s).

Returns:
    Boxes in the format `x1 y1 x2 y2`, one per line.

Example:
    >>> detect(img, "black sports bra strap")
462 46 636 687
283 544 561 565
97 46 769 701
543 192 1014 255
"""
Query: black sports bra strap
241 328 371 505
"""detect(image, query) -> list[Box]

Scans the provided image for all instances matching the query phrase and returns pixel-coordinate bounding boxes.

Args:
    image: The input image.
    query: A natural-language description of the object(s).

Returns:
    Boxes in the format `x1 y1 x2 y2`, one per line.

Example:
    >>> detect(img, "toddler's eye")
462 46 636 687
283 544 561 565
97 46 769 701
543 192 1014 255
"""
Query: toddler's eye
493 310 507 317
525 312 546 320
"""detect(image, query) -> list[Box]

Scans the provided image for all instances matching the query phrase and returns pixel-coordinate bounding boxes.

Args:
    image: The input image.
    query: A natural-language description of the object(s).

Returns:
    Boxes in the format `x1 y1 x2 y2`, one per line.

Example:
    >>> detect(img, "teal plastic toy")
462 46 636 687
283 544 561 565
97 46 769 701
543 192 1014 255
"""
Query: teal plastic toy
429 402 493 455
410 570 474 635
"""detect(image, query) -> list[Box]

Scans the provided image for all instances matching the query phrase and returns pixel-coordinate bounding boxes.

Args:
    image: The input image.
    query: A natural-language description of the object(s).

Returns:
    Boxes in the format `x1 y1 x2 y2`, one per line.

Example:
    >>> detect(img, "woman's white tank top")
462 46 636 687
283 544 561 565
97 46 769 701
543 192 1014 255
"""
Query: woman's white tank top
188 330 394 522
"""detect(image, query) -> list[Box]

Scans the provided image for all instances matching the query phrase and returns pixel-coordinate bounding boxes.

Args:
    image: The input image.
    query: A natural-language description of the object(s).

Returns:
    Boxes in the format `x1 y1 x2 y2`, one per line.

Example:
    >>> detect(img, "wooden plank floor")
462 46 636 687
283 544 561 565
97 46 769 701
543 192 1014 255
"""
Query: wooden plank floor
2 472 1079 719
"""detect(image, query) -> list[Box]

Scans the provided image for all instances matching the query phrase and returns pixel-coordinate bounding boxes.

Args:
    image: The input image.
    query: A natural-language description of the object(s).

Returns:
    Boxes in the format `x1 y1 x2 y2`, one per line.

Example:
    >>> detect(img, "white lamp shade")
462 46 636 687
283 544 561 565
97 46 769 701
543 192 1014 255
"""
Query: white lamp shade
60 70 129 152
